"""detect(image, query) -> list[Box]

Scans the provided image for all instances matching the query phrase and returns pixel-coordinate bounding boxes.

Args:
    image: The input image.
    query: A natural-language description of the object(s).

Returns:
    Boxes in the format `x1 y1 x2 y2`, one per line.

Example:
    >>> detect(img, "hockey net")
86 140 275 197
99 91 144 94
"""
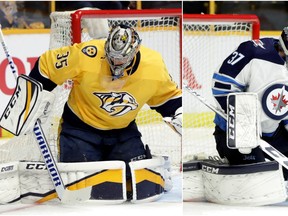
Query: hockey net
183 14 260 162
0 9 182 171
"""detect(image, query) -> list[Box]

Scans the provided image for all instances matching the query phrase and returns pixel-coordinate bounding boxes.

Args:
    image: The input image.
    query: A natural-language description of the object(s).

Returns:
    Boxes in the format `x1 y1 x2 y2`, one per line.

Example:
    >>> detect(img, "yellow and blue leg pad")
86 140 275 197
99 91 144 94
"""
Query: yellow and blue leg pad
129 157 166 203
19 161 127 204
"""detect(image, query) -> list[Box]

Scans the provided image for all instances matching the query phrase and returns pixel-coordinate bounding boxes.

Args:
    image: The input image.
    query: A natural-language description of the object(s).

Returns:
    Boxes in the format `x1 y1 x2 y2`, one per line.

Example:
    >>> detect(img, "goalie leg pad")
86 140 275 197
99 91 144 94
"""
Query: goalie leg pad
19 161 58 204
0 162 20 204
19 160 127 204
202 160 287 206
183 161 205 202
85 162 126 203
129 156 170 203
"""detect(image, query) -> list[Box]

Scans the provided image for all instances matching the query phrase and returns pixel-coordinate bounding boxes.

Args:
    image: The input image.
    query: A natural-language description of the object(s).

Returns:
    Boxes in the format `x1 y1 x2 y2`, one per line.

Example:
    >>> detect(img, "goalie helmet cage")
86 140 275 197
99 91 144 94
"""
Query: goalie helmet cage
0 9 182 171
183 14 260 162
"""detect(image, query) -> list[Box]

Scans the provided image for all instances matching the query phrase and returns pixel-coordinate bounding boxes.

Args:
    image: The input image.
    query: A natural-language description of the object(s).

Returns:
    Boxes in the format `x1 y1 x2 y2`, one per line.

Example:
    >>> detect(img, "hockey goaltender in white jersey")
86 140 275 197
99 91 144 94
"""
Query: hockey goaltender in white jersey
212 29 288 171
184 27 288 206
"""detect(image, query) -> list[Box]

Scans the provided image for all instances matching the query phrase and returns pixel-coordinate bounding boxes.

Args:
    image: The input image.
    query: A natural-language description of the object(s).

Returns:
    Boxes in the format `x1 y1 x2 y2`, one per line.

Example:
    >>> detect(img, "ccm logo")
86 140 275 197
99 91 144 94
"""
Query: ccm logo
228 104 235 140
1 165 14 172
3 85 21 119
202 165 219 174
26 163 47 170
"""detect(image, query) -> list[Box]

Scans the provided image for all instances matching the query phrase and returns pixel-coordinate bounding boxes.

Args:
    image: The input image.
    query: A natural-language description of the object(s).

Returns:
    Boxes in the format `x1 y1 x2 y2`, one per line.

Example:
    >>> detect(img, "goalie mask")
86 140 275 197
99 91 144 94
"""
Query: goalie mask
104 25 141 79
279 27 288 67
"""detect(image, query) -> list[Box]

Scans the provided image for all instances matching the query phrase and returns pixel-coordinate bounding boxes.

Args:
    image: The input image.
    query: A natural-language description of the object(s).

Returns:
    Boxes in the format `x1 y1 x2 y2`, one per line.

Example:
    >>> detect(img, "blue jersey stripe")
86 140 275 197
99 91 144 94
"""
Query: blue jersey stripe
213 73 245 89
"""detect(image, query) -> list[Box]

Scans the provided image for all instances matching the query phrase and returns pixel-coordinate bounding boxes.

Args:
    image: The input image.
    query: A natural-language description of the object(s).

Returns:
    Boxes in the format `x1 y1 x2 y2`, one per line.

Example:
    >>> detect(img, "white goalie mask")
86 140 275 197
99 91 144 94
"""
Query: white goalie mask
279 27 288 69
279 27 288 56
104 25 141 79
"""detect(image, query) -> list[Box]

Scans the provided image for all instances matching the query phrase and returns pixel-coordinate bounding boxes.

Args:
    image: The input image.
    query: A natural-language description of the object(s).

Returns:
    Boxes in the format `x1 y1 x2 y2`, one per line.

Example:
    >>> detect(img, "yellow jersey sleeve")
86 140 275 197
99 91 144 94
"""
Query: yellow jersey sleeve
38 40 106 85
137 46 181 107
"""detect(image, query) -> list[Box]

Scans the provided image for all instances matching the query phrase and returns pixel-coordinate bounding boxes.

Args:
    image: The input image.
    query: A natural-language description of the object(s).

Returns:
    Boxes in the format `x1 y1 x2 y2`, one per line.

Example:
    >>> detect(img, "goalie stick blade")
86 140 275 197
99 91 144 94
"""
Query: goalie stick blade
60 187 92 203
35 186 92 204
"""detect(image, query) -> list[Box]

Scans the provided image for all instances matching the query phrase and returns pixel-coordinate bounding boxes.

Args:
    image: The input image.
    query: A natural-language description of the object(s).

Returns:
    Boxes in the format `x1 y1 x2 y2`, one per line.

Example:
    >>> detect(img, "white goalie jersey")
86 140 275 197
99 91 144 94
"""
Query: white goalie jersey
212 38 288 136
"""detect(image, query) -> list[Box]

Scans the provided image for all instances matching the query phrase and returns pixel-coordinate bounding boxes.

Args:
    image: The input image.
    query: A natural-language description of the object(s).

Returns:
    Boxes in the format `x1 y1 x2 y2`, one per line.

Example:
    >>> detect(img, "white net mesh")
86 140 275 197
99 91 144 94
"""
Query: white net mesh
0 10 181 171
183 15 259 162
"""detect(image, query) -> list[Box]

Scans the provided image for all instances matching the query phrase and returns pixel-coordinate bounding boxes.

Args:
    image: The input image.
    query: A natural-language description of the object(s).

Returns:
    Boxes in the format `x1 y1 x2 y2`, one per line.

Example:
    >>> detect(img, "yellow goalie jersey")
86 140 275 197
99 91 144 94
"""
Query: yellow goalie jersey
37 40 181 130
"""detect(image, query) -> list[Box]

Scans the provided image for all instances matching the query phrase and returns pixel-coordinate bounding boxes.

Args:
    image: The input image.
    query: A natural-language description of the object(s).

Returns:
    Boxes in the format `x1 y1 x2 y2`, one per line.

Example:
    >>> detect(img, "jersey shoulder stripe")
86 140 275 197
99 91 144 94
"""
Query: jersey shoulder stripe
218 38 285 79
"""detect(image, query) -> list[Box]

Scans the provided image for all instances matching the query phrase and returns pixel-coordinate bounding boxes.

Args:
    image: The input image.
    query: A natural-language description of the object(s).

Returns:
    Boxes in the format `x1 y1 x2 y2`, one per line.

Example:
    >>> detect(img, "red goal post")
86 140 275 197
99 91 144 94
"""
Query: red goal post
182 14 260 161
70 9 182 43
183 14 260 39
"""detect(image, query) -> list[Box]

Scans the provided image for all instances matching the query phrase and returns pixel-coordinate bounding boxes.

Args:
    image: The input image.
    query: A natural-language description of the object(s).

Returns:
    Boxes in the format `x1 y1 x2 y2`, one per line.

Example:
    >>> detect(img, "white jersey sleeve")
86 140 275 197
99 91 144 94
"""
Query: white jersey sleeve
212 38 288 135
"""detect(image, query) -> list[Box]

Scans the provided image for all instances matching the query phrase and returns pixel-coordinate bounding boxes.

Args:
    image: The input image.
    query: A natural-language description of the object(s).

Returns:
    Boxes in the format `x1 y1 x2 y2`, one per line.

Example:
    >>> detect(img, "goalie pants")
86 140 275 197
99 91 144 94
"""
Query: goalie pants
58 104 150 178
213 122 288 179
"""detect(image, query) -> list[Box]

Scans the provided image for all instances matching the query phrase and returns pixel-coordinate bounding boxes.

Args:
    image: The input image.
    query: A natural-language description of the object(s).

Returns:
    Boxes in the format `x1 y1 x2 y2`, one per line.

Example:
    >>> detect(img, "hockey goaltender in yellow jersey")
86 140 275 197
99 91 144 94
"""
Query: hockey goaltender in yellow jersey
0 25 182 203
38 39 181 130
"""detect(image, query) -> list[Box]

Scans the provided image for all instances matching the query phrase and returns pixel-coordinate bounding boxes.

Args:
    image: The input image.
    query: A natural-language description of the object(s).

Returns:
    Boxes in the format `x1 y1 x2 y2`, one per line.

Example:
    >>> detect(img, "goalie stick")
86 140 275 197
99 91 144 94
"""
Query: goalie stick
0 25 90 203
184 84 288 171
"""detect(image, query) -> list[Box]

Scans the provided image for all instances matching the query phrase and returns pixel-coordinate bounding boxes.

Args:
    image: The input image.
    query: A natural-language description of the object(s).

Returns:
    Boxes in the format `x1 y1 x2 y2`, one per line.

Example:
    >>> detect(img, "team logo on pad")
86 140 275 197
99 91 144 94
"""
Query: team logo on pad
262 84 288 120
81 45 97 57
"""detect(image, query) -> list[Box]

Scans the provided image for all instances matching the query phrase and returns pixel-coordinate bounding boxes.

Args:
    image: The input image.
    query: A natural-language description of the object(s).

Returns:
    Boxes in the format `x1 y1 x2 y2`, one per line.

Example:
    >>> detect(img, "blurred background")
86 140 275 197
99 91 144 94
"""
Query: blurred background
0 1 182 29
2 1 287 32
183 1 288 31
